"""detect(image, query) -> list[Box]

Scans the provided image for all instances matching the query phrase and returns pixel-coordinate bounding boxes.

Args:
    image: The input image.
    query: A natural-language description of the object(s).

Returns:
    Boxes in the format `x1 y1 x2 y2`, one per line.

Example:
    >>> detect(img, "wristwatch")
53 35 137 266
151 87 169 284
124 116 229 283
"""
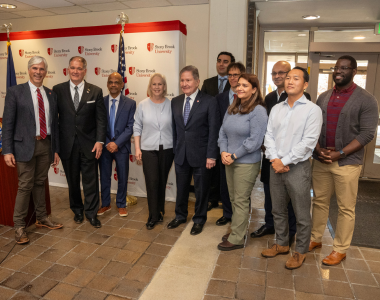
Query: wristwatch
231 154 237 161
339 150 346 159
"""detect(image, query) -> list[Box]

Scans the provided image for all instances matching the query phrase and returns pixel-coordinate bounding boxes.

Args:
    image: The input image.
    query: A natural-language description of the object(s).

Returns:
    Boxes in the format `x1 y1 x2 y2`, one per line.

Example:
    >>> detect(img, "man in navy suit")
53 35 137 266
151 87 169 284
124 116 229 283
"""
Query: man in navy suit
215 62 246 226
98 73 136 217
168 65 220 235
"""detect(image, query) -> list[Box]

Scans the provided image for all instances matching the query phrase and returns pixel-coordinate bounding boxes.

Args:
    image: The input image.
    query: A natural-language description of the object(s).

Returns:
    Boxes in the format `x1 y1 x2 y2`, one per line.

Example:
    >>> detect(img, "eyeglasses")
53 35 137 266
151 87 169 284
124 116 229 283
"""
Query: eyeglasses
333 66 353 71
271 71 288 76
227 73 241 78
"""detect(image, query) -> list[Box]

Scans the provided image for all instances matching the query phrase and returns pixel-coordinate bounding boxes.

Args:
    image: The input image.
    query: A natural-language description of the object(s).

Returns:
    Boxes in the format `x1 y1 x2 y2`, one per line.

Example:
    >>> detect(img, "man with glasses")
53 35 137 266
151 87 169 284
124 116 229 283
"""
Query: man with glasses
309 55 378 266
215 62 246 226
251 61 310 242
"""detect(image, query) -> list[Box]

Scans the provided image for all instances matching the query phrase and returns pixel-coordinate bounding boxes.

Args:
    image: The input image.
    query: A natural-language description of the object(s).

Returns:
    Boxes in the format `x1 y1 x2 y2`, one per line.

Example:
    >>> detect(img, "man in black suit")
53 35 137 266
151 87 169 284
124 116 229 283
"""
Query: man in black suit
250 61 311 241
201 51 235 211
168 65 220 235
53 56 107 228
215 62 246 226
2 56 62 244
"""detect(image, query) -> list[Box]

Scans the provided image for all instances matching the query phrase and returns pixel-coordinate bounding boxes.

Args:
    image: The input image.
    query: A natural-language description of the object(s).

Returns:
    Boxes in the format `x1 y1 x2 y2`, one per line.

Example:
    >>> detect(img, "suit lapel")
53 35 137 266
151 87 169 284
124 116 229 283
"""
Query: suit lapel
64 81 76 112
115 96 126 124
23 83 35 120
186 90 201 126
178 95 185 126
105 95 110 125
44 86 54 127
76 81 90 112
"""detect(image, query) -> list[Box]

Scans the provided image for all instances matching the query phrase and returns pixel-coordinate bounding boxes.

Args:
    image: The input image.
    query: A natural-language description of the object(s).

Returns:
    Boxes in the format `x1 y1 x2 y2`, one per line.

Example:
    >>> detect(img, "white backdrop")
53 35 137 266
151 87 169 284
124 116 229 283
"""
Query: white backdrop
0 21 187 201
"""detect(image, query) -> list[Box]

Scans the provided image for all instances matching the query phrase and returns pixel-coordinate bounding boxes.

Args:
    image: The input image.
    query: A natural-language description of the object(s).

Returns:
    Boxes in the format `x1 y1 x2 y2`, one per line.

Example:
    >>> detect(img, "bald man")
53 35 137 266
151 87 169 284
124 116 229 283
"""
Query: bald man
98 73 136 217
250 61 311 242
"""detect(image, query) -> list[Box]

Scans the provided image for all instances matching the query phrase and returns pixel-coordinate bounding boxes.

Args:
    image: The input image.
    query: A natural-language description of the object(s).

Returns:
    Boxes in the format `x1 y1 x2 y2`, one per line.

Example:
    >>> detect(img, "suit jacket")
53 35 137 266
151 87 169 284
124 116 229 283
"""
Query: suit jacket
172 90 220 167
215 90 230 126
104 94 136 154
201 76 231 97
53 81 107 160
2 82 59 162
260 90 311 184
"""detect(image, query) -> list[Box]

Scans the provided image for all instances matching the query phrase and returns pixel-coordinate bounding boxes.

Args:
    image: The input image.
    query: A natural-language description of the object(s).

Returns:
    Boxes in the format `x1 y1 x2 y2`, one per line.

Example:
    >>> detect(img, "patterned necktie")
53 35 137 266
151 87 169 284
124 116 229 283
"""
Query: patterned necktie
74 86 80 110
219 78 227 94
183 96 191 125
37 88 47 139
110 99 116 139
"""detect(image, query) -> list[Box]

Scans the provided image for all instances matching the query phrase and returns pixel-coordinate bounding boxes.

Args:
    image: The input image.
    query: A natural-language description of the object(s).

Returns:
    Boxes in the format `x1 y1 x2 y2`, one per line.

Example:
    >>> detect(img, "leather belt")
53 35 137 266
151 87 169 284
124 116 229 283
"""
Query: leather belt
35 135 51 140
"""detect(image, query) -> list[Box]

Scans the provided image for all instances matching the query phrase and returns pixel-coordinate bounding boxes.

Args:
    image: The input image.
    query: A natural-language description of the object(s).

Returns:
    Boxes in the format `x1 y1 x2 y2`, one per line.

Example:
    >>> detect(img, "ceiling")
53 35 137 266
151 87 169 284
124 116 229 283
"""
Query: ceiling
0 0 208 20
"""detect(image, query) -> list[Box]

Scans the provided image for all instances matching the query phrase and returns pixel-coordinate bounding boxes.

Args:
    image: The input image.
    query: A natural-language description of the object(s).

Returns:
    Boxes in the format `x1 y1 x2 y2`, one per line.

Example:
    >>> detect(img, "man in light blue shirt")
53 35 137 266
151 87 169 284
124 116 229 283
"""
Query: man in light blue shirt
261 67 322 270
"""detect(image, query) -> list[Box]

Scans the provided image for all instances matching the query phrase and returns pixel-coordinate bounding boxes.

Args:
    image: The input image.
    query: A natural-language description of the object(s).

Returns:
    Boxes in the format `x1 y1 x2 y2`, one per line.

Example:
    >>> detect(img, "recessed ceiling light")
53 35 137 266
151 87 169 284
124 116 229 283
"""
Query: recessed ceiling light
298 34 307 37
353 36 365 40
0 3 17 8
302 15 320 20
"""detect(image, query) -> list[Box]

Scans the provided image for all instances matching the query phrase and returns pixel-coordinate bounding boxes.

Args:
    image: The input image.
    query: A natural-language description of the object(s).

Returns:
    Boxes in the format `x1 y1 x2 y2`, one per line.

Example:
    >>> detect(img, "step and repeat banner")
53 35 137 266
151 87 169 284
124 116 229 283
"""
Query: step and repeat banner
0 21 187 202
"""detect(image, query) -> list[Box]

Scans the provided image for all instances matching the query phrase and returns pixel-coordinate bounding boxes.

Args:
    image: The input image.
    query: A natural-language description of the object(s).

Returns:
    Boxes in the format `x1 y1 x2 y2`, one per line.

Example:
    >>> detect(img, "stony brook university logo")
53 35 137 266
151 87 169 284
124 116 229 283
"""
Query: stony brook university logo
129 154 136 163
111 44 117 53
47 48 53 55
54 167 59 174
78 46 84 54
129 67 135 75
63 68 69 76
95 67 101 75
147 43 154 52
19 49 24 57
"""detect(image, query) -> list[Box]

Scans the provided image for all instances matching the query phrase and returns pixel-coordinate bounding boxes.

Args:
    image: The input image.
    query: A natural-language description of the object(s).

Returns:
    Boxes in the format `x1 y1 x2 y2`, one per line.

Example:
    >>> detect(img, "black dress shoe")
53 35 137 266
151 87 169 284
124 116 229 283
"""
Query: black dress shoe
216 216 231 226
207 202 218 211
74 213 84 224
88 217 101 228
250 224 275 238
146 220 157 230
158 214 164 222
190 223 204 235
167 219 186 229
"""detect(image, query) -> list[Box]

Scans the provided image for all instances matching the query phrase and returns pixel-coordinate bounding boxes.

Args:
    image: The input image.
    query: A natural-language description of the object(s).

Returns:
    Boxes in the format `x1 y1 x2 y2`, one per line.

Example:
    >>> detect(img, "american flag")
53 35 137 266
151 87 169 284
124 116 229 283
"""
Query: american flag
117 32 129 95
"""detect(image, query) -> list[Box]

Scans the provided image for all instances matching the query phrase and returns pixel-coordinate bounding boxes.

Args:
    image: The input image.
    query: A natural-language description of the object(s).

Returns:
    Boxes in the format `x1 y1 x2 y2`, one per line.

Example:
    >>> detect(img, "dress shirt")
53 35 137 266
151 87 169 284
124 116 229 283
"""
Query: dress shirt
229 88 237 105
28 81 50 136
108 93 121 118
182 89 199 113
218 75 228 91
276 89 285 102
264 94 322 166
70 80 84 103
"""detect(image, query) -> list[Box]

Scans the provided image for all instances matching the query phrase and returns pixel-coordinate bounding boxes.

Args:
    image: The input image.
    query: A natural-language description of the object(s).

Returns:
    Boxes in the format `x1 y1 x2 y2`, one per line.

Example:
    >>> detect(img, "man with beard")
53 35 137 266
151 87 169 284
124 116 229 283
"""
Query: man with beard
309 55 378 266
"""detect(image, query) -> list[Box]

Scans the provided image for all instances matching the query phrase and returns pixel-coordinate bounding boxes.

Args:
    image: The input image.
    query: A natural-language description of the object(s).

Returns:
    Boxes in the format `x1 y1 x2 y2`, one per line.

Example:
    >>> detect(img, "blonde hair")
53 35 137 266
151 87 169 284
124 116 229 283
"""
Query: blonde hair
147 73 167 98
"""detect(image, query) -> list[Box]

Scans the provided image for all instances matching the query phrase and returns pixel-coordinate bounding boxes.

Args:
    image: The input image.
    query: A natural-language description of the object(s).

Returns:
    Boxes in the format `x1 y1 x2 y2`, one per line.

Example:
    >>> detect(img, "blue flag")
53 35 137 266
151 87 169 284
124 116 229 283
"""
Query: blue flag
117 32 129 95
6 42 17 90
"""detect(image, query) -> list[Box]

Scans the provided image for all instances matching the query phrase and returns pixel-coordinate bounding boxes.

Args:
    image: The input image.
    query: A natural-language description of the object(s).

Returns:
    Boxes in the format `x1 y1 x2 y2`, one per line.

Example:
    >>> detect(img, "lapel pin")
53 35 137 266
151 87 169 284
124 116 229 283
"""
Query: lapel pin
197 100 199 102
49 92 51 95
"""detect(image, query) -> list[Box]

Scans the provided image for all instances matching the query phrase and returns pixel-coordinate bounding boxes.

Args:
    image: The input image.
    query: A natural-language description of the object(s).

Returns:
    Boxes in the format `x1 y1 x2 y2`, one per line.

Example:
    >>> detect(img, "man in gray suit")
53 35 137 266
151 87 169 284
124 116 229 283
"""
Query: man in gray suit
2 56 62 245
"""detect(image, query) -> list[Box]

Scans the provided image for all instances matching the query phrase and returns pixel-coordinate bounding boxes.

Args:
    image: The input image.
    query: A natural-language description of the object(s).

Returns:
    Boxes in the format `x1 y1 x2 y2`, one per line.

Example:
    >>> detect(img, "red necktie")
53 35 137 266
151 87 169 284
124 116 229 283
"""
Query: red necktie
233 94 237 101
37 88 47 139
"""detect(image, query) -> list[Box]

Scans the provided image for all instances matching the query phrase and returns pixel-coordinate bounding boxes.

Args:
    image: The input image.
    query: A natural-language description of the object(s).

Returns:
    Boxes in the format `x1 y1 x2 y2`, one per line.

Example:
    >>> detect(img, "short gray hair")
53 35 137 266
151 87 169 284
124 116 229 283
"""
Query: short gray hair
28 56 48 71
69 56 87 69
180 65 199 81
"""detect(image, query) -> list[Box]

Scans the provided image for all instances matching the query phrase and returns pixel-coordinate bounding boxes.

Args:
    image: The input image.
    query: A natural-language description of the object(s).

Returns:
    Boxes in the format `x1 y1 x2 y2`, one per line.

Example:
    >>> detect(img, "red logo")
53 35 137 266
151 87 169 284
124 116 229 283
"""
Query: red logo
95 67 101 75
114 173 118 181
78 46 84 54
63 68 69 76
129 67 135 75
19 49 24 57
129 154 136 163
147 43 154 52
47 48 53 55
111 44 117 53
54 167 59 174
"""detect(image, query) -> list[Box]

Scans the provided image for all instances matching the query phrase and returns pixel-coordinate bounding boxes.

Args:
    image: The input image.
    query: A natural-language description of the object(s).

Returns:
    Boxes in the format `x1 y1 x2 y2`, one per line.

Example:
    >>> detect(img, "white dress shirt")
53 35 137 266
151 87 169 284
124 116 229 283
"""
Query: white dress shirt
182 89 199 113
264 94 322 166
28 81 50 136
108 93 121 117
70 80 84 103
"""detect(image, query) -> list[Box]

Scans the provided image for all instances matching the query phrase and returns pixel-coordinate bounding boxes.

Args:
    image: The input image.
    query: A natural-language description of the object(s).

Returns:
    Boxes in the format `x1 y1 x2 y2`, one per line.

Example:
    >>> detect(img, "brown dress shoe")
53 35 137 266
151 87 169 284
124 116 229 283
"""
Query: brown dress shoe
36 217 63 230
285 252 306 269
15 227 29 245
261 244 289 258
222 233 230 242
218 240 244 251
97 205 111 216
309 241 322 252
322 251 346 266
118 207 128 217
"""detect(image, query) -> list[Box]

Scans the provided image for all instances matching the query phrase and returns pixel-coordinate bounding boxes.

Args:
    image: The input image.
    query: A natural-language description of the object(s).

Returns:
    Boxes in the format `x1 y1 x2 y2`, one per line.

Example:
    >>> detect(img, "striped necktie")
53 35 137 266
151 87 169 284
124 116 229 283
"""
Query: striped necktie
37 88 47 139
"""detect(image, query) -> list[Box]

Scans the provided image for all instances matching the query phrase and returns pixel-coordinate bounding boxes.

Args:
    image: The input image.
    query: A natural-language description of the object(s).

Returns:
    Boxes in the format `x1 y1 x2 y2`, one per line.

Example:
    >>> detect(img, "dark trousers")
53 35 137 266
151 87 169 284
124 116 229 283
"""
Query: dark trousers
61 136 99 219
142 146 174 222
220 160 232 218
175 156 210 224
264 182 297 236
208 158 220 206
99 147 129 208
14 138 51 227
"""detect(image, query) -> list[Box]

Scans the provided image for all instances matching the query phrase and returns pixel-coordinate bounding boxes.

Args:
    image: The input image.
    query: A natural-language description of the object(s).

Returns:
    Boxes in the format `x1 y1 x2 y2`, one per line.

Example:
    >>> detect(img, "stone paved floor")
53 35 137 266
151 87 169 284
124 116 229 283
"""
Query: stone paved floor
0 182 380 299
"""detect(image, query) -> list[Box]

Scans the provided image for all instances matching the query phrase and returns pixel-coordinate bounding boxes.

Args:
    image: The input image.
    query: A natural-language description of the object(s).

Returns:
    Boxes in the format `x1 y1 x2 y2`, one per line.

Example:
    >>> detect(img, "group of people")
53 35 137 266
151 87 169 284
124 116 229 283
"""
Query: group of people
2 51 378 271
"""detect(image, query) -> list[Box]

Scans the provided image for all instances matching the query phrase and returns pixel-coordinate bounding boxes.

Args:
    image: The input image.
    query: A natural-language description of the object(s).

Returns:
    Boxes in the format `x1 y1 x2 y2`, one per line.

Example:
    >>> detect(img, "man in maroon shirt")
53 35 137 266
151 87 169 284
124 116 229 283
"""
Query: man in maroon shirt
309 55 379 266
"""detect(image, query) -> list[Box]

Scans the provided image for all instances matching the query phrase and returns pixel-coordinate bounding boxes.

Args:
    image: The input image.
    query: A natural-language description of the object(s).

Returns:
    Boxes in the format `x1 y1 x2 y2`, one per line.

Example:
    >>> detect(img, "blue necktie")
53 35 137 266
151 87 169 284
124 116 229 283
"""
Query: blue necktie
219 78 227 94
184 96 191 125
110 99 116 139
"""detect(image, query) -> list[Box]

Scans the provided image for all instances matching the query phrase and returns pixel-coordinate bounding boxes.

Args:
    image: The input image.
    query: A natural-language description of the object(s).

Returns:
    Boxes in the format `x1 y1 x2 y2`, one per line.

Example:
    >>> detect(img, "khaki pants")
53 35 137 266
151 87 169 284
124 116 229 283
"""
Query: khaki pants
226 162 260 245
311 159 362 254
